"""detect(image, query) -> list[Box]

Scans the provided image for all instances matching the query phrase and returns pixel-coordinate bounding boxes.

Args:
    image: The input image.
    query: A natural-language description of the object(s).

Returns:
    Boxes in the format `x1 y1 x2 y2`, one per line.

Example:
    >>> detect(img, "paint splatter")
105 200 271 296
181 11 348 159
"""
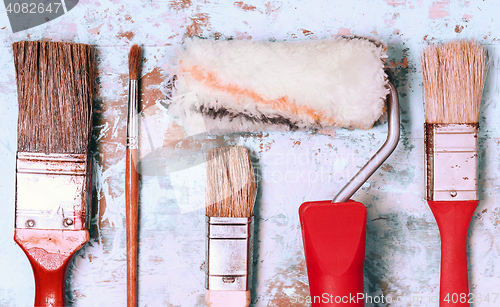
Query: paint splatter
463 14 473 21
491 207 500 226
141 67 167 108
264 258 310 307
264 1 282 14
384 13 399 27
384 0 406 7
88 23 104 35
169 0 192 11
337 27 351 35
234 1 257 11
234 30 252 39
429 1 450 19
116 31 135 40
301 29 313 36
186 13 210 36
455 25 464 33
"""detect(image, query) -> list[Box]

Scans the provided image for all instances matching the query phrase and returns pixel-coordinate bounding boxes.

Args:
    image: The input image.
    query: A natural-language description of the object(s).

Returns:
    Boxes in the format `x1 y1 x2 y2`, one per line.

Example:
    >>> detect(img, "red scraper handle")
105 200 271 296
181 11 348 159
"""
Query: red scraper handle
299 200 366 306
14 229 89 307
428 200 478 306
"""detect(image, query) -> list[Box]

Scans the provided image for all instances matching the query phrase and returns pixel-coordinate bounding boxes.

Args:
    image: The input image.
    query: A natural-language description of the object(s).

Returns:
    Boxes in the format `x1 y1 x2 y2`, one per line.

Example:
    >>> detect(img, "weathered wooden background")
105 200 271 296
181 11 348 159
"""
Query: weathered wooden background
1 0 500 306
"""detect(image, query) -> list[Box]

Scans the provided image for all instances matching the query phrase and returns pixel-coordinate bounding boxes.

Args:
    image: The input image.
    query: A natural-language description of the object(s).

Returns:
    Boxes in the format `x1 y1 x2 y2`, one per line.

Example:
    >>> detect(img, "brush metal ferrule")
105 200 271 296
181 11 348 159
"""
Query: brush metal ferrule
127 79 139 150
15 152 90 230
425 123 478 201
206 217 254 291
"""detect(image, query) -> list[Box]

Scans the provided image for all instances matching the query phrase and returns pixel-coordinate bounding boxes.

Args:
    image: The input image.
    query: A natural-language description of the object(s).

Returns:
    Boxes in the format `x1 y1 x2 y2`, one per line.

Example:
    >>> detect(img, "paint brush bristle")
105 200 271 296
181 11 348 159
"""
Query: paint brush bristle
421 40 486 124
206 146 256 218
13 41 95 154
129 44 141 80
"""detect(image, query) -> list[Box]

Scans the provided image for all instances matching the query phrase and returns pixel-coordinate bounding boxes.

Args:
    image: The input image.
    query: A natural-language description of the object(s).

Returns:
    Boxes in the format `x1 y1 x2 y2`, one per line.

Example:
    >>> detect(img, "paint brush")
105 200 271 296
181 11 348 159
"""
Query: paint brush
126 44 141 307
13 41 94 307
205 145 256 307
421 40 486 306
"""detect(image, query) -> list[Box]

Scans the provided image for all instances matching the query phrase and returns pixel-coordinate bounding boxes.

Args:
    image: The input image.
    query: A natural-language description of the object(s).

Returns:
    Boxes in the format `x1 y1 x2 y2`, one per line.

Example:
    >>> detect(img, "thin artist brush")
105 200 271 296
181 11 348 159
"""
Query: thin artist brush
126 44 141 307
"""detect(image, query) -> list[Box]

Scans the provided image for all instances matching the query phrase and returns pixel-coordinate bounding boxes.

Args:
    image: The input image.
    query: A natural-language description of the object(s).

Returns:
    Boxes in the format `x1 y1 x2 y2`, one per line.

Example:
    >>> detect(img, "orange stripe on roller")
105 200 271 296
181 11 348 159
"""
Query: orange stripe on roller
183 66 343 127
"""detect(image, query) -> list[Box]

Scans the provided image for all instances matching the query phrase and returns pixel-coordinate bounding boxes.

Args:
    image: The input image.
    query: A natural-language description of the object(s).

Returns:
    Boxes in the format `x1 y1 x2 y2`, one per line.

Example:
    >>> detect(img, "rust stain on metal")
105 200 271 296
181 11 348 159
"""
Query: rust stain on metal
234 1 257 11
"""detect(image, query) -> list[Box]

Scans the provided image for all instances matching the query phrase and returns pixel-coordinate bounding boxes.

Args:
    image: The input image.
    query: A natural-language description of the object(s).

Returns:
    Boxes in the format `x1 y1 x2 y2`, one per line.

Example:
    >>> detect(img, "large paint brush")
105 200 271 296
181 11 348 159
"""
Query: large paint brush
13 41 94 307
126 44 141 307
205 145 256 307
421 40 486 306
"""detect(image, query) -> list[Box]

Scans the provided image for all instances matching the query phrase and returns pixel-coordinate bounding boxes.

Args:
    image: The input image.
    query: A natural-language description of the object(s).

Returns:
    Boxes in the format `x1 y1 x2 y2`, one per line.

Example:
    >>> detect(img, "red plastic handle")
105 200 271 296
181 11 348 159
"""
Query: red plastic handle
428 200 478 307
299 200 366 306
14 229 89 307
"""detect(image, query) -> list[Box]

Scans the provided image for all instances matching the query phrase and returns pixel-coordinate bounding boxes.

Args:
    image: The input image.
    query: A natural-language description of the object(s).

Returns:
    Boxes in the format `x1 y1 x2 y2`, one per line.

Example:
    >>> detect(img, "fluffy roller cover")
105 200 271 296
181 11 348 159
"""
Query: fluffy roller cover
167 37 389 133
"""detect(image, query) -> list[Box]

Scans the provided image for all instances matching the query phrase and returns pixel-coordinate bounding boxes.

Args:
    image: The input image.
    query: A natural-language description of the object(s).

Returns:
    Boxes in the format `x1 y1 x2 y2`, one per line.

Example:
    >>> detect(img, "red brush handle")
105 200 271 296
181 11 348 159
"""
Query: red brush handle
299 200 366 306
428 200 478 306
126 148 139 307
14 229 89 307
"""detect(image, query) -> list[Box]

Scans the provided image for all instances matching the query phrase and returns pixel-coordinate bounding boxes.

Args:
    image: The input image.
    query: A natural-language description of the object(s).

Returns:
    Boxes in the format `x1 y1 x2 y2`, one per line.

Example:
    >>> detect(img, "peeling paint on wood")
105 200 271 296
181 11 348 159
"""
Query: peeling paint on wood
2 0 500 306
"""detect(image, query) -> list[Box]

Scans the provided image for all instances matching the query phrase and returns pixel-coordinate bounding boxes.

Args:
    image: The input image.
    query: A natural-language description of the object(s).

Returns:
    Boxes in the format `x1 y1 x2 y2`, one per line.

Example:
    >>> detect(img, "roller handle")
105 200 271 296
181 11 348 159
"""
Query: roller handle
428 200 478 306
126 148 139 307
14 229 89 307
299 200 366 306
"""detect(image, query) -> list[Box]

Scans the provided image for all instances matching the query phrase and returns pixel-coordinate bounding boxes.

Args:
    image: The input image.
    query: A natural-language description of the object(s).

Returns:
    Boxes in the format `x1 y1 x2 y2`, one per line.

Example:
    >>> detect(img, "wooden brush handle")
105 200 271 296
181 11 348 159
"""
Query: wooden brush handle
428 200 478 306
126 148 139 307
14 229 89 307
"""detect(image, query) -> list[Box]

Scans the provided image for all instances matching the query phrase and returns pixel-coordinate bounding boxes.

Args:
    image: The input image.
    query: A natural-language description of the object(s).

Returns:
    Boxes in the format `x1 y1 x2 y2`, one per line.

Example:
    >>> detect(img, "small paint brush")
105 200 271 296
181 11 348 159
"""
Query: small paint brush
205 146 256 307
13 41 94 307
126 44 141 307
422 40 486 306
